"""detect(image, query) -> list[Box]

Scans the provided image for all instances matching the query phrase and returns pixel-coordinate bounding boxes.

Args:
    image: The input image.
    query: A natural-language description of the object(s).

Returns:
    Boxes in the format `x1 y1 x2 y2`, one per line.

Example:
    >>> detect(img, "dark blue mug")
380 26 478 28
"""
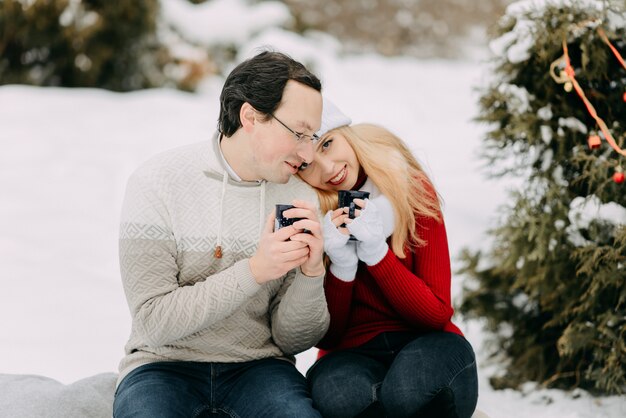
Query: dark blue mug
337 190 370 241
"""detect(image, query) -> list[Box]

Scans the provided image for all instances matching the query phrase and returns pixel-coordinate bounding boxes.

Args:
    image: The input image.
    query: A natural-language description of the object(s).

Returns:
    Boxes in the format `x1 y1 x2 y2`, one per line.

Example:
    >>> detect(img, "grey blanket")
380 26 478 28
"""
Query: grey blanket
0 373 117 418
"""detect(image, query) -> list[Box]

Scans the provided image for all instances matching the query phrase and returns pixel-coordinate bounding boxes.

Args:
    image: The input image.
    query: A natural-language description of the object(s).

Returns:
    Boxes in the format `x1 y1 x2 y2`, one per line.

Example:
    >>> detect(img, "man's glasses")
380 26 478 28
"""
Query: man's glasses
270 114 320 144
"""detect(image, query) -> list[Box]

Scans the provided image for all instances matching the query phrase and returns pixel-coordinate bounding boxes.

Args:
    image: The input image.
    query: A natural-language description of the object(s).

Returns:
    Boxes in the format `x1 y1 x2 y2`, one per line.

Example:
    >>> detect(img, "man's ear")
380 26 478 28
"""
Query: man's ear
240 102 256 133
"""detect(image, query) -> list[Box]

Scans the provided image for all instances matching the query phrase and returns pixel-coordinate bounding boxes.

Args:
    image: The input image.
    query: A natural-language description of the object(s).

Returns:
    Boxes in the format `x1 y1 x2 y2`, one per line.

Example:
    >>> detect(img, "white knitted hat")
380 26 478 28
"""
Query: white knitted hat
316 97 351 138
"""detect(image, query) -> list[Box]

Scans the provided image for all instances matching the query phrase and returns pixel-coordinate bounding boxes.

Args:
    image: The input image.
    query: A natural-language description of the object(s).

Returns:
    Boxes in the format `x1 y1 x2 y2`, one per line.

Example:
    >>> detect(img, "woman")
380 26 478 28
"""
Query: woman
298 99 478 418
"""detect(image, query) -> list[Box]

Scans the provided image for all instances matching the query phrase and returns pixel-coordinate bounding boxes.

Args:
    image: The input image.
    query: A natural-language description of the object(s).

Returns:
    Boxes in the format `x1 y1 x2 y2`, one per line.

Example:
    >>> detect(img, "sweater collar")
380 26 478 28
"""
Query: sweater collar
352 168 368 191
206 131 261 187
216 132 242 182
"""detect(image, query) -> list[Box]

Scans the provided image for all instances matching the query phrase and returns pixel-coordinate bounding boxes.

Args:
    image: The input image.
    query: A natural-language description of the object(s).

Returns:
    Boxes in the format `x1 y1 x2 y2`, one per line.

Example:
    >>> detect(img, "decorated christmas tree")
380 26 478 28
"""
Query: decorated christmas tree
459 0 626 394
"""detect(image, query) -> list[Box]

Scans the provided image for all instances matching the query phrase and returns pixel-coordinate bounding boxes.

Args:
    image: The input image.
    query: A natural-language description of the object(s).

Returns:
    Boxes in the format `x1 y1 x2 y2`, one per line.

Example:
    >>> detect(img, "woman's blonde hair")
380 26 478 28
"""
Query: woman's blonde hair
312 123 442 257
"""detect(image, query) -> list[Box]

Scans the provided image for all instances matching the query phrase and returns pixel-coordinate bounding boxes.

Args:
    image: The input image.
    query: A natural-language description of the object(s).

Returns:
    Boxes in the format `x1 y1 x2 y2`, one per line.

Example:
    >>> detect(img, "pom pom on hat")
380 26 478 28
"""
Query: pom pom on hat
316 97 351 138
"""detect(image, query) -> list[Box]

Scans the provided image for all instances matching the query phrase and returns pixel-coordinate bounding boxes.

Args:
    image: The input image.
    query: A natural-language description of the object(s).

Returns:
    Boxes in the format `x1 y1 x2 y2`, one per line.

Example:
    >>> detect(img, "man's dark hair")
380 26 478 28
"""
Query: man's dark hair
218 51 322 137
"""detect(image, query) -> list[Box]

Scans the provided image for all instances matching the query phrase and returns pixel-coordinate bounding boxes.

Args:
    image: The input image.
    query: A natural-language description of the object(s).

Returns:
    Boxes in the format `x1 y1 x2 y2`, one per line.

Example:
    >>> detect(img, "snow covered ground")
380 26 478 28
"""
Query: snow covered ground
1 1 625 417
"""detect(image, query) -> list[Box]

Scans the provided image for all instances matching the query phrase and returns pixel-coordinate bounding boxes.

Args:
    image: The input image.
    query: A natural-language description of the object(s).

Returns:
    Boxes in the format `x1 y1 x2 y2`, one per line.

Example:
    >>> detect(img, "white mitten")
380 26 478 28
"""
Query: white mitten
322 211 358 281
347 199 389 266
370 194 395 238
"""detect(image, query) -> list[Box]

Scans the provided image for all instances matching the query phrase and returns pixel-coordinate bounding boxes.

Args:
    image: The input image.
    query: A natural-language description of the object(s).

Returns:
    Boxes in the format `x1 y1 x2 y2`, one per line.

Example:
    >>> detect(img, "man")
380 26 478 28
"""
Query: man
113 51 329 418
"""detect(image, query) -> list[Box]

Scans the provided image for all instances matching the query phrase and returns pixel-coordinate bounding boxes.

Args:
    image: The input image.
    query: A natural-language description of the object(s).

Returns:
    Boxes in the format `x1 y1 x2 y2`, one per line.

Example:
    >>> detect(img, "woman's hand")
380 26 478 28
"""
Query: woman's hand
346 198 390 266
322 210 358 281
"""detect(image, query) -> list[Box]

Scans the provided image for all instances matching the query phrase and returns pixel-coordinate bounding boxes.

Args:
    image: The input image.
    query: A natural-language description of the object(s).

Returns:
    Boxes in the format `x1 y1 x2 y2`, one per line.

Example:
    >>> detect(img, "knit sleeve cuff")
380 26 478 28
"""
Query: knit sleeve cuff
287 268 325 299
236 259 262 296
326 271 356 290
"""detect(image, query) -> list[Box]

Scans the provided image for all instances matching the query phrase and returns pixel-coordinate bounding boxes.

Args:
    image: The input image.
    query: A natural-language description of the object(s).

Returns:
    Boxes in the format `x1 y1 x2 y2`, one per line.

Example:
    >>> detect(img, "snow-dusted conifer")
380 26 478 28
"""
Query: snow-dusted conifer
460 0 625 394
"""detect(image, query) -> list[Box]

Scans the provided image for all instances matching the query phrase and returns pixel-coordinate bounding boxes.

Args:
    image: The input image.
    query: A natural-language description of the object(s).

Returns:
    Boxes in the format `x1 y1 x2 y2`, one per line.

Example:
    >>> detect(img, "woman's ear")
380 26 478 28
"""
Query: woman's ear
240 102 256 133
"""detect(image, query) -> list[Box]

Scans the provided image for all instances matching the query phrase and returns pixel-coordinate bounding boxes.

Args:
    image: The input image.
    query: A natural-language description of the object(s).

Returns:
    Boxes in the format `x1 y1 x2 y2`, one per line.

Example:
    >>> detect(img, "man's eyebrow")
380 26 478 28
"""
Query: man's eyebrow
290 119 316 132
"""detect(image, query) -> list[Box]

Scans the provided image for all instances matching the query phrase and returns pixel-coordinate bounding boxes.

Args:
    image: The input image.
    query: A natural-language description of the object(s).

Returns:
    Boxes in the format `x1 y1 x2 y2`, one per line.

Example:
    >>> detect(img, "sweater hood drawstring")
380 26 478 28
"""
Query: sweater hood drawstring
214 171 229 259
213 172 267 259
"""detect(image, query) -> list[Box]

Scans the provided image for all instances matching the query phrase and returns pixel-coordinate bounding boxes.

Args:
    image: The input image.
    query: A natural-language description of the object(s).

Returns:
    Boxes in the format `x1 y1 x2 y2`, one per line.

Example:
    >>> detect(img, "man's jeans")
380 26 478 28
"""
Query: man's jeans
113 358 321 418
307 331 478 418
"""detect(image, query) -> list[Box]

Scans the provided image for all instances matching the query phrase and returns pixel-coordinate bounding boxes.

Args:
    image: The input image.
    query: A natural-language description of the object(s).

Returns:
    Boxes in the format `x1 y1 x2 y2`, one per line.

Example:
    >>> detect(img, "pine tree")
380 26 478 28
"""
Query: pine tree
0 0 168 91
459 0 626 394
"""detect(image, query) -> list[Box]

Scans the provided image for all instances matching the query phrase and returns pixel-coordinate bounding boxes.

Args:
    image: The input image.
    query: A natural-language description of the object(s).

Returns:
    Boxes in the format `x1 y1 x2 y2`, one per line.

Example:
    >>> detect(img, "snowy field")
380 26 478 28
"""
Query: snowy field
1 3 625 417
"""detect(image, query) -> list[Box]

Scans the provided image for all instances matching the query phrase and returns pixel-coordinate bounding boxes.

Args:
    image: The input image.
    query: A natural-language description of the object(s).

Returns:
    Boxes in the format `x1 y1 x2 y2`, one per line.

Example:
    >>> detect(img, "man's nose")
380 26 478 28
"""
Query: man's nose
296 139 315 166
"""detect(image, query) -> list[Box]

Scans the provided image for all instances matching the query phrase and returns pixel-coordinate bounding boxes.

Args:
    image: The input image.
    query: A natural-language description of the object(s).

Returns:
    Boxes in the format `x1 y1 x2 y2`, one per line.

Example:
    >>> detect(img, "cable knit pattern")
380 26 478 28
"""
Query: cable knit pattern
117 137 329 385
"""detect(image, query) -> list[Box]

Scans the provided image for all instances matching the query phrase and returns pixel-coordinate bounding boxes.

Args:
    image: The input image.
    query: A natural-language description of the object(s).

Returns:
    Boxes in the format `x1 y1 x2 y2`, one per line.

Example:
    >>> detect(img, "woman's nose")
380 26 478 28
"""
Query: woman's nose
317 156 335 176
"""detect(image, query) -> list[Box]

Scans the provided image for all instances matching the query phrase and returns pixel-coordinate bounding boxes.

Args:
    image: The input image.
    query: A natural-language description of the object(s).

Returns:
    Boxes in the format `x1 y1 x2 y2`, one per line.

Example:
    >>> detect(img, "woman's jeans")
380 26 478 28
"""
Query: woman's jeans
113 358 321 418
307 331 478 418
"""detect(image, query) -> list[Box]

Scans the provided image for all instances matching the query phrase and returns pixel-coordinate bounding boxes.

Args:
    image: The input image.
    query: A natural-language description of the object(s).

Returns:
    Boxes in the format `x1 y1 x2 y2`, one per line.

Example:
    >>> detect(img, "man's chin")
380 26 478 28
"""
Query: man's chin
264 172 291 184
275 175 291 184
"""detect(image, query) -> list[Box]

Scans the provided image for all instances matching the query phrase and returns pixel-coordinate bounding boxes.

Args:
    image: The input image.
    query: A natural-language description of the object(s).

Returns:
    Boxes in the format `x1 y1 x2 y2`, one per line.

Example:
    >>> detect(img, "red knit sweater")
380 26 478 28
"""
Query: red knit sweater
317 211 462 354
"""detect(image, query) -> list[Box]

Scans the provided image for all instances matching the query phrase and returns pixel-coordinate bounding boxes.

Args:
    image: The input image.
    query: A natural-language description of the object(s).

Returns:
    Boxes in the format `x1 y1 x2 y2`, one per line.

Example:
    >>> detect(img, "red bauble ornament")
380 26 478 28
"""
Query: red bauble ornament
587 135 601 149
623 91 626 102
614 172 625 184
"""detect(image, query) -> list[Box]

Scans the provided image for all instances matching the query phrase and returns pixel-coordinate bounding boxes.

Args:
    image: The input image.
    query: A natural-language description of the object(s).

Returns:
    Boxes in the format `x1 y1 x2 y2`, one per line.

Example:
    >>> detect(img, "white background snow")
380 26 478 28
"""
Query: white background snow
0 0 624 416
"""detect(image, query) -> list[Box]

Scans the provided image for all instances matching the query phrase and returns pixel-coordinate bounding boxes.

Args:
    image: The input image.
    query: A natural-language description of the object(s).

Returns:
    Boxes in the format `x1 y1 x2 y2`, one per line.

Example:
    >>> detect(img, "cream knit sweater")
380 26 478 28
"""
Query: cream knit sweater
117 134 329 385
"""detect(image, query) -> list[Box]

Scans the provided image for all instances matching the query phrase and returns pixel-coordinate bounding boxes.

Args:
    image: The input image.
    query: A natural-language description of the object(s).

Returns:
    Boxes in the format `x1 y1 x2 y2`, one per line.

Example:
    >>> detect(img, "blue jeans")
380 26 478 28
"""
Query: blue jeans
113 358 321 418
307 331 478 418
